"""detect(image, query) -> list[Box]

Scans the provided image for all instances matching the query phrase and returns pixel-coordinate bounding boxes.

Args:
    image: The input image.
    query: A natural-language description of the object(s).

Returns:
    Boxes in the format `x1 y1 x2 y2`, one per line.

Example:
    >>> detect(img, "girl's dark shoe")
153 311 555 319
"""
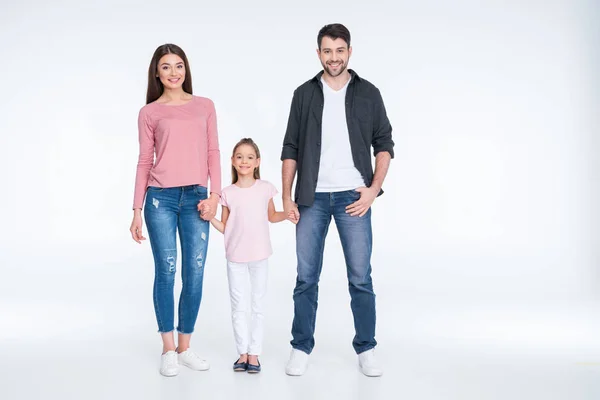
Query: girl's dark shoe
233 358 248 372
247 359 261 373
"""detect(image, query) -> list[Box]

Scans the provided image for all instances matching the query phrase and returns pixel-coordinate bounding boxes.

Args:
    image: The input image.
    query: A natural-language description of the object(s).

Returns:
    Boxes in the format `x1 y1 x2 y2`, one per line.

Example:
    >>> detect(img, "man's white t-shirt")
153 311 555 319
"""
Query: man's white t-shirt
315 77 365 192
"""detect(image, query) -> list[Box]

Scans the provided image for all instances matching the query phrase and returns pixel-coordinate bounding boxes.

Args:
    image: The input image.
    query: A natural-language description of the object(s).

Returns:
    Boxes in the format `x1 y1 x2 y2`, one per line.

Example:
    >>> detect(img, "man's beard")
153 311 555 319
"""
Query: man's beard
322 60 347 77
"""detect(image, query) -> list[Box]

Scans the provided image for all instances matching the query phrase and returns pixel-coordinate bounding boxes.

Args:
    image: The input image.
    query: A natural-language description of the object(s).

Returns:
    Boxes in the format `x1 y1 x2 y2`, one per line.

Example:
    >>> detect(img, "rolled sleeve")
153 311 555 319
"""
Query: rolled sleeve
372 88 394 158
281 89 300 161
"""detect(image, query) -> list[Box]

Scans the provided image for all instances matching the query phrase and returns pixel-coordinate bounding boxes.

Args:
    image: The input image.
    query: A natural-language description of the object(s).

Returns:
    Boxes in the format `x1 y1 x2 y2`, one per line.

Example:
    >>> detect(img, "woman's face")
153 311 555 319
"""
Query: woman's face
157 54 186 90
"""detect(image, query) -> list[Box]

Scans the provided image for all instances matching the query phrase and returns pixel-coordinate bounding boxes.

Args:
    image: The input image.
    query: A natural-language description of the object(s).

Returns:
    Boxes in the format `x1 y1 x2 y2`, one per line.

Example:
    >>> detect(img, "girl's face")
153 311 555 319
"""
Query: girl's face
157 54 186 90
232 144 260 178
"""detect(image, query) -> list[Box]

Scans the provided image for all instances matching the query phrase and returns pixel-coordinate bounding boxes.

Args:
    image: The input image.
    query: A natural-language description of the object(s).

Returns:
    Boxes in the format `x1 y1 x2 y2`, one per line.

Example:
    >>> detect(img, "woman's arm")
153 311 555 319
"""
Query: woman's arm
268 199 287 223
133 108 154 210
210 205 230 233
206 99 221 209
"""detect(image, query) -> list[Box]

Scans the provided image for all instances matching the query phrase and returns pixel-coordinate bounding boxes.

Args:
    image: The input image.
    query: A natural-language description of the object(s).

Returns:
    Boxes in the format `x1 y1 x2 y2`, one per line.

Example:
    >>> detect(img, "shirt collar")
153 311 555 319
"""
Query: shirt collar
311 69 360 84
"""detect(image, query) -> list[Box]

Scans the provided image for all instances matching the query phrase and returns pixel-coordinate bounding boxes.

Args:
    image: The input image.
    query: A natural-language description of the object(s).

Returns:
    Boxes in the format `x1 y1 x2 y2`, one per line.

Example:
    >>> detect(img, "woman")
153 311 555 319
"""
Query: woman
129 43 221 377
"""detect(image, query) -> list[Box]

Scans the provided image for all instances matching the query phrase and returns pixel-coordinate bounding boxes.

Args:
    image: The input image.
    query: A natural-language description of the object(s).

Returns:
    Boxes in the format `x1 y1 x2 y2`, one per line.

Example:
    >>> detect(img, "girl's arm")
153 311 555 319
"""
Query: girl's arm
268 199 287 223
210 206 230 233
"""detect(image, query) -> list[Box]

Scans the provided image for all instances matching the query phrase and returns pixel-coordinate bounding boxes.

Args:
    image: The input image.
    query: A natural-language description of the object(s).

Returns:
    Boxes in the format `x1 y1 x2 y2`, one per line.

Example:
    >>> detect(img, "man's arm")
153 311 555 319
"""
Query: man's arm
346 151 391 217
282 159 297 200
346 88 394 217
281 89 301 224
282 159 299 223
370 151 392 193
281 88 300 161
371 88 394 159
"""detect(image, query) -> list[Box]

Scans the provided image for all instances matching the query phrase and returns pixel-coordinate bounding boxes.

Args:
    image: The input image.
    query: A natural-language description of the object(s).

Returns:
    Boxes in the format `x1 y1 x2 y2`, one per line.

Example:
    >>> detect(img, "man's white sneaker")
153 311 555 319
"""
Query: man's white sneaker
358 349 383 377
177 348 210 371
160 351 179 377
285 348 309 376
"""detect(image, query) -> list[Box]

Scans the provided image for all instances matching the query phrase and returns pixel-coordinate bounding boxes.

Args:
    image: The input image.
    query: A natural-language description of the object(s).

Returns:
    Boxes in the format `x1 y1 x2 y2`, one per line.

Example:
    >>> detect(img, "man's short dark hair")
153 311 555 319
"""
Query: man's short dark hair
317 23 351 50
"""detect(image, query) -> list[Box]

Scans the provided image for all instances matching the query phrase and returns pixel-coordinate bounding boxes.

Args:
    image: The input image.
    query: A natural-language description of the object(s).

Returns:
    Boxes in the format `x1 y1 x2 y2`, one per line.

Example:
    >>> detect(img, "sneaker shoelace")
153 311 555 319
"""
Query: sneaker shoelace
291 351 304 363
184 350 204 361
362 351 375 366
164 352 178 368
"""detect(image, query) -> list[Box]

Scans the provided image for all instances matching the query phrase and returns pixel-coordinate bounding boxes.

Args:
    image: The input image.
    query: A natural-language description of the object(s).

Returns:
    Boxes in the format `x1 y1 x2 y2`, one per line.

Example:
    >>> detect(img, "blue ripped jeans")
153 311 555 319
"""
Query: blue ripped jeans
144 185 210 334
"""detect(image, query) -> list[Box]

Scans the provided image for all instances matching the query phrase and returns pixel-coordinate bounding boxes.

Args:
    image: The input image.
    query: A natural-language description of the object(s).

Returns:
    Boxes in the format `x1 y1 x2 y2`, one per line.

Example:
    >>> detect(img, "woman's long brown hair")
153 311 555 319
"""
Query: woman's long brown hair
146 44 193 104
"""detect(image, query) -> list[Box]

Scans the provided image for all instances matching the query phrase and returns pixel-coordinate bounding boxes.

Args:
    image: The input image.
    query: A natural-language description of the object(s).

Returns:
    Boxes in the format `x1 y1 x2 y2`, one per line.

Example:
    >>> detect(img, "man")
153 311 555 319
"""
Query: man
280 23 394 377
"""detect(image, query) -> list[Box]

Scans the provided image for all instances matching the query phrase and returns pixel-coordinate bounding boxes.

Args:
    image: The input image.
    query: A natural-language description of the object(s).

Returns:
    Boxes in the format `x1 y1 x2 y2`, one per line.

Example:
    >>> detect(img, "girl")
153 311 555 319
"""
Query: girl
129 43 221 377
210 138 287 373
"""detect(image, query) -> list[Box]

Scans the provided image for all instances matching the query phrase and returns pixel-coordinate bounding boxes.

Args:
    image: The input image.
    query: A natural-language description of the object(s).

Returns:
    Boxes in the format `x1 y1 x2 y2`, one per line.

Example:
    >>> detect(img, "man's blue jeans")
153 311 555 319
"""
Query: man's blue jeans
291 190 377 354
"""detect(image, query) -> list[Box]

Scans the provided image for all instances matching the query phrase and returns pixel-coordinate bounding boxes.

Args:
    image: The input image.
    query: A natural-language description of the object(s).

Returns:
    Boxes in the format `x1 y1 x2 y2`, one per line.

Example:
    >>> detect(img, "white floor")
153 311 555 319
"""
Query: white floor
3 335 598 400
1 249 599 400
2 297 599 400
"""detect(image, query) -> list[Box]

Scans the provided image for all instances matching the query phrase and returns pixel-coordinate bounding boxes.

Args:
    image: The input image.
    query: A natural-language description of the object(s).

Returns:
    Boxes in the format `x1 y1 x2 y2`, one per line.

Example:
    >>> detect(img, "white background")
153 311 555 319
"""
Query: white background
0 0 598 399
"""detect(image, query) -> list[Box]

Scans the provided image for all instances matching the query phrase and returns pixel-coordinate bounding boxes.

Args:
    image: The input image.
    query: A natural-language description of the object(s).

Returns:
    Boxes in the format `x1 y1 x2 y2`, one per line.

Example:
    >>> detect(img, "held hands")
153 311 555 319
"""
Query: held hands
345 186 378 217
281 186 378 223
197 195 219 221
129 195 219 245
283 198 300 224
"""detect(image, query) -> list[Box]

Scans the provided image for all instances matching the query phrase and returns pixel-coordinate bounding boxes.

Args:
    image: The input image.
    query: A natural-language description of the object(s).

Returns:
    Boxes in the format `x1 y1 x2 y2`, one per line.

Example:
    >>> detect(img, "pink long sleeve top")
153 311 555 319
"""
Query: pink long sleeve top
132 96 221 209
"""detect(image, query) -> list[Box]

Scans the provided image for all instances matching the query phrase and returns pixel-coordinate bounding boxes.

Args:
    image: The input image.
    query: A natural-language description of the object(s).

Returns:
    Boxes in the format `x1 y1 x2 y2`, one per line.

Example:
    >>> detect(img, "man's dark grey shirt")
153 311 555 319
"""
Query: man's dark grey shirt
280 69 395 207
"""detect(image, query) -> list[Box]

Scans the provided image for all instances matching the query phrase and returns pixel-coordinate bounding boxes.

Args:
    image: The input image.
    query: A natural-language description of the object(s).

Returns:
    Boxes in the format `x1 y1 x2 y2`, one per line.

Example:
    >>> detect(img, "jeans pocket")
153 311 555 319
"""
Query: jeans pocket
194 185 208 199
147 186 164 192
350 189 362 200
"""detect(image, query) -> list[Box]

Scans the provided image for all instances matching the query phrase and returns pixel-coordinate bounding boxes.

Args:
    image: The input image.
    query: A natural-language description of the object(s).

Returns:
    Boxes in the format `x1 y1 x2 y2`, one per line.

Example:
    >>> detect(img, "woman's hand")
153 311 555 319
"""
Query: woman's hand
130 210 146 244
198 194 219 221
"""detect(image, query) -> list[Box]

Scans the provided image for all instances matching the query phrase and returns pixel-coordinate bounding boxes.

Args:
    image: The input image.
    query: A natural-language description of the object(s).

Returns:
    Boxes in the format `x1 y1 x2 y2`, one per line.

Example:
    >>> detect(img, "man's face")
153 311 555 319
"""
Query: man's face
318 36 352 78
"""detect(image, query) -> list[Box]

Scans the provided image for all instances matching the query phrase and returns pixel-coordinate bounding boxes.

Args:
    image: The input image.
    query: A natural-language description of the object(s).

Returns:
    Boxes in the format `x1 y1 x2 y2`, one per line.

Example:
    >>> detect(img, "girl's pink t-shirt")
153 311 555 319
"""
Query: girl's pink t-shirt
220 180 278 263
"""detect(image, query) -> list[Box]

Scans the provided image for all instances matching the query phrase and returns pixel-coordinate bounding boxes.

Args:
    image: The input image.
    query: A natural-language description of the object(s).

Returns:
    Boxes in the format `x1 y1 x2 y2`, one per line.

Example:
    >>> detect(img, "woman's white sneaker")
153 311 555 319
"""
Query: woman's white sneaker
160 351 179 377
177 348 210 371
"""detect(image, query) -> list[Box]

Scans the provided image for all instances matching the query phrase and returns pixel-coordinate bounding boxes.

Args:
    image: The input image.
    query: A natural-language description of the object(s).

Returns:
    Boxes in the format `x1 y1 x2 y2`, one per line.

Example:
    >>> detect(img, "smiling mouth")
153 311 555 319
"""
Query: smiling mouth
168 78 180 83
